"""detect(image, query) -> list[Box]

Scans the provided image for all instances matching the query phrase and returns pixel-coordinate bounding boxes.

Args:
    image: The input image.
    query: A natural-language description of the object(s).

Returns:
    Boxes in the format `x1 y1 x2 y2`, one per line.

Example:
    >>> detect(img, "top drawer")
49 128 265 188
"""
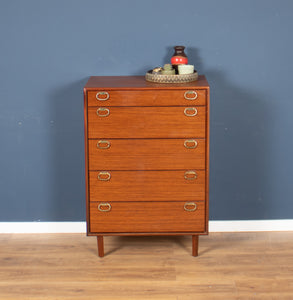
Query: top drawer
87 89 206 106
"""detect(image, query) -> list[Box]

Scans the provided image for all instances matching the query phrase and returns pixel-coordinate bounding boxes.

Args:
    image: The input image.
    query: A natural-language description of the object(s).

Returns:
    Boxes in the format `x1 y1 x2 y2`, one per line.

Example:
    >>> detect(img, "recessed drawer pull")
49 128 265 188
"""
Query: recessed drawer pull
97 140 111 149
184 139 198 149
184 202 197 212
98 171 111 181
96 91 109 101
96 107 110 117
184 90 198 100
184 107 198 117
98 202 112 212
184 171 197 180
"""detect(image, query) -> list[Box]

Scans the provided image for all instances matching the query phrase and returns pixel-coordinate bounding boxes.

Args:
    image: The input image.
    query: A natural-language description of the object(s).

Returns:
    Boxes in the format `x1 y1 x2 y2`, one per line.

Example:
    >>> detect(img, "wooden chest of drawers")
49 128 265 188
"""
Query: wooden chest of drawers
84 76 209 257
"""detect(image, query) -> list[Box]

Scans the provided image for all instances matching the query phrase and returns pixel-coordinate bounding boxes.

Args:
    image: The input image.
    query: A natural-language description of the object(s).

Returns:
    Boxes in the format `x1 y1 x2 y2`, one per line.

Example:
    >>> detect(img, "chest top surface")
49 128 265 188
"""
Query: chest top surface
84 75 209 90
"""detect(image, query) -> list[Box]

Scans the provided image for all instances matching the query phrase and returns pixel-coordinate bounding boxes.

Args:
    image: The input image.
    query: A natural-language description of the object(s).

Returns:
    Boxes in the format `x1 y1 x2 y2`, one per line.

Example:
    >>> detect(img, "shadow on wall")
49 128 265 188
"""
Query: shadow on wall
47 78 88 221
205 69 274 220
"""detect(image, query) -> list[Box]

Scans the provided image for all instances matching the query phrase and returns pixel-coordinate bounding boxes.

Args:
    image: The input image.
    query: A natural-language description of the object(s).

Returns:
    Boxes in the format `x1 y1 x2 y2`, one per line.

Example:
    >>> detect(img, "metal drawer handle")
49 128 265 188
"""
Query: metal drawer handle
184 139 198 149
184 90 198 100
184 202 197 212
97 140 111 149
98 202 112 212
184 171 197 180
184 107 197 117
98 171 111 181
97 107 110 117
96 91 110 101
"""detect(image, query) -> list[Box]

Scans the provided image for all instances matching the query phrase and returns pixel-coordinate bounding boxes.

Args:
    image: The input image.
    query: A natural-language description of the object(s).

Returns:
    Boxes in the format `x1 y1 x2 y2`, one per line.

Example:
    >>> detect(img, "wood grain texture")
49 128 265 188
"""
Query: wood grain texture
84 74 209 89
205 82 210 232
84 76 209 256
89 201 206 233
97 236 104 257
87 106 206 138
192 235 199 256
89 170 205 202
88 138 206 170
87 89 207 106
1 232 293 299
84 88 90 234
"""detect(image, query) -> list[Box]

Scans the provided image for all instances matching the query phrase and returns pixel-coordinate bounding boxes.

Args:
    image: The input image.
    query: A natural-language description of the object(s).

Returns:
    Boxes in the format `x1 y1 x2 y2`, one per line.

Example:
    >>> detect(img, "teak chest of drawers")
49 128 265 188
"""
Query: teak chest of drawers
83 75 209 257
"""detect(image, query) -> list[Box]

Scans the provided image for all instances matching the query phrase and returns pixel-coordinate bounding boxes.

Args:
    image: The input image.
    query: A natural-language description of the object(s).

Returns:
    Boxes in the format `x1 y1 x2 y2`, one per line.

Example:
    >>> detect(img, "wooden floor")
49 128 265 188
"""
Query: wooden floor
0 232 293 299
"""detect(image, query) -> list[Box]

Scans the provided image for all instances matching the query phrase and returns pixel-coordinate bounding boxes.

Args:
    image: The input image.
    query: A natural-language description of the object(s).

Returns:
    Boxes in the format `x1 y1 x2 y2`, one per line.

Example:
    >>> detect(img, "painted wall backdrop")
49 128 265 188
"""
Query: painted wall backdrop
0 0 292 221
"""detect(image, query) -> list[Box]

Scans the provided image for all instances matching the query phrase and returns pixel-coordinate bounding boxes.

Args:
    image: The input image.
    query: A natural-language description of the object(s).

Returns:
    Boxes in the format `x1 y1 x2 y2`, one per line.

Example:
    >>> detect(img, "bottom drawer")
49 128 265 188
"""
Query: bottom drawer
89 201 206 233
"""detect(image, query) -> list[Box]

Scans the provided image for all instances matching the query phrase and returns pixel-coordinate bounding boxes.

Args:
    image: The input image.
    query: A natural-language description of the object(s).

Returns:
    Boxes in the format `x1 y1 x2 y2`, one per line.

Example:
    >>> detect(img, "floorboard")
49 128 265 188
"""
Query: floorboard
0 232 292 299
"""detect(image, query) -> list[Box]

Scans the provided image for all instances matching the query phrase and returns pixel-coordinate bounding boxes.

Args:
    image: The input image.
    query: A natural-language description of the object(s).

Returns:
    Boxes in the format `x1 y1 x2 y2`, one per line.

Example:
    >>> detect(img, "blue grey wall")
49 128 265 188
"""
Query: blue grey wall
1 0 293 221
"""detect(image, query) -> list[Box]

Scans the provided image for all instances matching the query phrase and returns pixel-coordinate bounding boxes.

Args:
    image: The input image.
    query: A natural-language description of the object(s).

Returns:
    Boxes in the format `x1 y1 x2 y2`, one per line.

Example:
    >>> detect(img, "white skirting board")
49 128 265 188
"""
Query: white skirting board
0 220 293 233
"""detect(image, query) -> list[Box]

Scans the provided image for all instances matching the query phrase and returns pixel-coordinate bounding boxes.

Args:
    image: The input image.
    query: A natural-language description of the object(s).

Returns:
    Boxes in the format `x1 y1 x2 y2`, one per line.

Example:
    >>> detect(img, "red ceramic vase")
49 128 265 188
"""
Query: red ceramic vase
171 46 188 73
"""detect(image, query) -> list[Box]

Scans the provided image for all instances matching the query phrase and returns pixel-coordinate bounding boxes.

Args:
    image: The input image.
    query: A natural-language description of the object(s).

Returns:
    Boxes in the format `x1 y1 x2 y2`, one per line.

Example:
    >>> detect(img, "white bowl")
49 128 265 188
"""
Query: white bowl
178 64 194 75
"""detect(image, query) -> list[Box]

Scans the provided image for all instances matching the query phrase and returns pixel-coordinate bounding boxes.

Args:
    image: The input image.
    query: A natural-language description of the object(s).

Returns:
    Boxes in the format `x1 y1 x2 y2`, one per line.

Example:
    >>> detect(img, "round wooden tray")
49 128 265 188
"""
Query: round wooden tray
145 70 198 83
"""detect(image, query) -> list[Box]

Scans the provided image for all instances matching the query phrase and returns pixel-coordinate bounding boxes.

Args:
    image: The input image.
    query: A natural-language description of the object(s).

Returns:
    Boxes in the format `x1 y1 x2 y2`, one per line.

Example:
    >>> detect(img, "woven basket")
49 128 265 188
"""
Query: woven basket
145 70 198 84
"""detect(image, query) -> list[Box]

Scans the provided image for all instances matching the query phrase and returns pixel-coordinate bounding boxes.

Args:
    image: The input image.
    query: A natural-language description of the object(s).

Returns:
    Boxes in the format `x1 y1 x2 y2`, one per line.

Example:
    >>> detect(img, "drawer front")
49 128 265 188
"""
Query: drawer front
87 89 206 106
88 106 206 138
89 170 205 202
89 201 206 233
88 138 206 170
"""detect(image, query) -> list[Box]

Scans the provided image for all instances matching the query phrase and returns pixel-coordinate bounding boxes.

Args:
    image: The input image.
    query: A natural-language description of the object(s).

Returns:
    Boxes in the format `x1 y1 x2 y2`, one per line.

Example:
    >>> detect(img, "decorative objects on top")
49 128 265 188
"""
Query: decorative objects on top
171 46 188 73
145 70 198 83
161 64 176 75
178 64 194 75
152 67 163 74
145 45 197 83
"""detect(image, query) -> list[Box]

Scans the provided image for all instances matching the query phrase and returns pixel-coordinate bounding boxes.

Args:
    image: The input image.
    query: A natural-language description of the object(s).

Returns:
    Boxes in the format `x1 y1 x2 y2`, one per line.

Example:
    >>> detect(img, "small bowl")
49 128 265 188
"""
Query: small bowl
178 64 194 75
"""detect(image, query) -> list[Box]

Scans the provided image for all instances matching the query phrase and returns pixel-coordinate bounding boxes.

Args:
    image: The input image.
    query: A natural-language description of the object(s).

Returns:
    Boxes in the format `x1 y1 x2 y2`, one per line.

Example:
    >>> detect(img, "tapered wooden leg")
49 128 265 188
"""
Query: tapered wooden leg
192 235 199 256
97 236 104 257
